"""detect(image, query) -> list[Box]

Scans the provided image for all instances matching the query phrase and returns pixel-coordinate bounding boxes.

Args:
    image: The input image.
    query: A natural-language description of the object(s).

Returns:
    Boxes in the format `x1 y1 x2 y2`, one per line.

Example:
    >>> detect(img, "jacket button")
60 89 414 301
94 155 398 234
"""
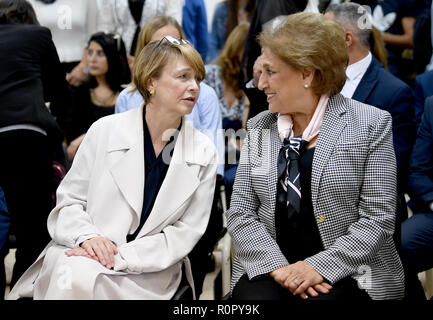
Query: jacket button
317 214 325 223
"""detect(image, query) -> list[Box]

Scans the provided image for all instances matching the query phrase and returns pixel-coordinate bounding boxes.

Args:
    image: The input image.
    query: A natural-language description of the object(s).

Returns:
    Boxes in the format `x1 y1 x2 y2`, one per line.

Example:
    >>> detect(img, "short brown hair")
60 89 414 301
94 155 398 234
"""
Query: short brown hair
258 12 348 96
133 40 205 104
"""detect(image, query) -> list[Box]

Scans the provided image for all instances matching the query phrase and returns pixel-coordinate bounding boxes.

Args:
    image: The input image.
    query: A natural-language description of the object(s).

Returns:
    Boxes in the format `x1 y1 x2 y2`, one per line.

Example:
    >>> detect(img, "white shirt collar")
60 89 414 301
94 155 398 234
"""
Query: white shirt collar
346 52 372 81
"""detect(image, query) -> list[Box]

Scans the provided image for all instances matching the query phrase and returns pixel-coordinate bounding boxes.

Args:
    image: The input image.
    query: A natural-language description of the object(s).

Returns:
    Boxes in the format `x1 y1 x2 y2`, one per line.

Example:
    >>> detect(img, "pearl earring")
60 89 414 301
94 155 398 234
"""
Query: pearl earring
304 84 309 89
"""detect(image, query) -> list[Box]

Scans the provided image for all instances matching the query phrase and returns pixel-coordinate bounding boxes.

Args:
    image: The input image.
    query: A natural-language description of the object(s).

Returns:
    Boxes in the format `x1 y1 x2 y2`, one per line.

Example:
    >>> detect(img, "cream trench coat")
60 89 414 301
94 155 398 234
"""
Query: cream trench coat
8 106 217 300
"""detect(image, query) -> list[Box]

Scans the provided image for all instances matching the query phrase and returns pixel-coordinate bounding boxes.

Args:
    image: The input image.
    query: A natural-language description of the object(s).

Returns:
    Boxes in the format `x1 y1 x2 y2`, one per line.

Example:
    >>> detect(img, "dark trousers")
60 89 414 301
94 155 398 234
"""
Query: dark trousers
232 274 371 301
0 130 52 289
401 212 433 300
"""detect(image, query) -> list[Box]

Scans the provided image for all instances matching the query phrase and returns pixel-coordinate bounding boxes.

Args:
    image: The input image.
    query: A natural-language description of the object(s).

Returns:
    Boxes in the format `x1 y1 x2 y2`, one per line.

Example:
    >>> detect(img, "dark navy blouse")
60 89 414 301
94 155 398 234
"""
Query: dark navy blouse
127 110 181 241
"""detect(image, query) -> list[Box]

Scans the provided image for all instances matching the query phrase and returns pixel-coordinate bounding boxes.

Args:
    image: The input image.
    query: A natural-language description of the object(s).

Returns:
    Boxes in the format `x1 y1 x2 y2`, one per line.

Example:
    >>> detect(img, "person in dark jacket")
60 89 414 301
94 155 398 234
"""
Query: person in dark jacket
0 0 70 288
401 95 433 300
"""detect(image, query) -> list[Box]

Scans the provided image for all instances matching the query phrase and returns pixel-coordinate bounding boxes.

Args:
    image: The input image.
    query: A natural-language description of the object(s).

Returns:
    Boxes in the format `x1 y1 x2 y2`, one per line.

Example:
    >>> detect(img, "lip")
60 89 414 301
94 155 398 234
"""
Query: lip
182 97 197 105
265 93 275 101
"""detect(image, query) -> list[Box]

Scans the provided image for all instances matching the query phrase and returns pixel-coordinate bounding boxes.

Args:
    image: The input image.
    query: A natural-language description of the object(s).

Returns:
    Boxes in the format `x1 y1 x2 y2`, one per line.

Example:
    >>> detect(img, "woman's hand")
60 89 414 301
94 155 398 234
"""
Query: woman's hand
79 236 118 269
67 134 86 162
270 261 332 299
65 247 99 261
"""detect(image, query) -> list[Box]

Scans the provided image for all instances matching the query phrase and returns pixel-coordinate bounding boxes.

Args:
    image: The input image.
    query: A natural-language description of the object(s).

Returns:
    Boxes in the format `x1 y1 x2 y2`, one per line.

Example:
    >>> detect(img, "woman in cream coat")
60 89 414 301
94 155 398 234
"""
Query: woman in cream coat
8 38 217 300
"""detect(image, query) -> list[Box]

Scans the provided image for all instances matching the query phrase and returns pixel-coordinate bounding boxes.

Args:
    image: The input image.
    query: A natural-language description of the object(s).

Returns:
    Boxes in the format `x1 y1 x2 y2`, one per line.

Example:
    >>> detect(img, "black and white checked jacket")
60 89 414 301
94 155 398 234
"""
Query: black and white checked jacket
226 94 405 300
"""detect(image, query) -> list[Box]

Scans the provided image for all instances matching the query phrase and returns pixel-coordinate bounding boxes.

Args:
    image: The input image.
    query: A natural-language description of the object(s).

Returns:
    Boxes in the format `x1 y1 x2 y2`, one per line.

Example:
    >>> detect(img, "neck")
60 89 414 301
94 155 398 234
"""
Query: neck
145 103 182 144
291 95 319 137
95 75 109 87
348 45 369 65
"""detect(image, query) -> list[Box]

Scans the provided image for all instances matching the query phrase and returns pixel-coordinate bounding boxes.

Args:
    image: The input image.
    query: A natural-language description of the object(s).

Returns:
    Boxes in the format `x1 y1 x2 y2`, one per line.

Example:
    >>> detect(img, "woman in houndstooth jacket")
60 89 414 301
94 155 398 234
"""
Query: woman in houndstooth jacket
226 12 405 300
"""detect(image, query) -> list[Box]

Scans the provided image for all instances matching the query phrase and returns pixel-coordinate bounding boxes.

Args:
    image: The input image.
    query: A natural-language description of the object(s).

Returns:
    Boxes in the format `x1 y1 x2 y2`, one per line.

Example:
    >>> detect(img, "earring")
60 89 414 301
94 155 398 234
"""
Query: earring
304 84 309 89
149 88 155 96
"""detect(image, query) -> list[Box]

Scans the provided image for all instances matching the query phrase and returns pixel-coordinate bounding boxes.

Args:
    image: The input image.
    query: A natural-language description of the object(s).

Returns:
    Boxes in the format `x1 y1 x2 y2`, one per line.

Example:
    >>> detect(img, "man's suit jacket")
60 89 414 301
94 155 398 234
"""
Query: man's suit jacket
352 57 416 191
8 106 217 300
414 70 433 127
227 94 405 300
408 96 433 212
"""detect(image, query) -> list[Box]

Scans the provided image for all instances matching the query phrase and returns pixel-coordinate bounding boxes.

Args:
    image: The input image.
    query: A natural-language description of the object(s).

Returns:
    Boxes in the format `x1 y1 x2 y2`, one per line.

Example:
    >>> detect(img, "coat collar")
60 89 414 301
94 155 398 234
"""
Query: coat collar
107 106 207 236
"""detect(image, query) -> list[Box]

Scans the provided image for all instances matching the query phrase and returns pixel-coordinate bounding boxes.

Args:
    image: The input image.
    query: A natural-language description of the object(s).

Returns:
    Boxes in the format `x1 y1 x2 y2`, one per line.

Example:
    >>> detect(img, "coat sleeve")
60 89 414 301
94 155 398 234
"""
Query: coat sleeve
47 121 104 248
305 111 398 284
226 121 289 280
113 147 218 273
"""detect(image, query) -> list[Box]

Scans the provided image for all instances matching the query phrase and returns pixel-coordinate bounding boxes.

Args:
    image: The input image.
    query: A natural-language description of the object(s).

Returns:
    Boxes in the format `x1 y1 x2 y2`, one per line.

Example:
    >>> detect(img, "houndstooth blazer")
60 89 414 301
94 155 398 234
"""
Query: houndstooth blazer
227 94 405 300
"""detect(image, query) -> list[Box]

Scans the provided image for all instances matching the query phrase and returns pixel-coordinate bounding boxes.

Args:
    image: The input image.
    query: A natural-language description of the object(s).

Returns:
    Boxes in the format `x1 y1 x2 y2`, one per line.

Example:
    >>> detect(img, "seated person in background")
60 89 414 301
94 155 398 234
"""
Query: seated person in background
325 1 416 243
182 0 209 62
7 38 217 300
414 69 433 127
369 0 416 83
0 0 70 289
115 15 225 298
401 95 433 300
227 12 404 301
203 22 250 197
65 32 131 161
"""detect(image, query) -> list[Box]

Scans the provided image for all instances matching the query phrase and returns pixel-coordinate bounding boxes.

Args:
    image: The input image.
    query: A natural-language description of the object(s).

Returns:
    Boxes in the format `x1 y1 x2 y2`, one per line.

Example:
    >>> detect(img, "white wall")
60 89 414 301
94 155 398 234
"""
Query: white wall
204 0 225 31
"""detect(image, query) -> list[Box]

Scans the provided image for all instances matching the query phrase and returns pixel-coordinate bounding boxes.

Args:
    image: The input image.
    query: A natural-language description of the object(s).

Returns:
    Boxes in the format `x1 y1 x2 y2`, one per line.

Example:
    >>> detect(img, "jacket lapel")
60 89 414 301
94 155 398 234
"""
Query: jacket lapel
311 94 348 213
352 58 379 103
136 121 201 237
109 108 145 227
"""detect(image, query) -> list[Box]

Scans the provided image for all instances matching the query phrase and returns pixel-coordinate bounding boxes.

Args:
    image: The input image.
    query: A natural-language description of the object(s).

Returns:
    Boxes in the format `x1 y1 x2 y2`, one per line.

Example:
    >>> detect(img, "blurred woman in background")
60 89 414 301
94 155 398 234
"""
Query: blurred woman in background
65 32 130 161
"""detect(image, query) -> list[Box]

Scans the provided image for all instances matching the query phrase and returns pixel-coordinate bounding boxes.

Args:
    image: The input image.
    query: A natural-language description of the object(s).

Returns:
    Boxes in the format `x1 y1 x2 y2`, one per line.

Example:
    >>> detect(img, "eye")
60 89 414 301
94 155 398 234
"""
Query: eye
266 68 275 75
97 51 105 57
88 49 93 56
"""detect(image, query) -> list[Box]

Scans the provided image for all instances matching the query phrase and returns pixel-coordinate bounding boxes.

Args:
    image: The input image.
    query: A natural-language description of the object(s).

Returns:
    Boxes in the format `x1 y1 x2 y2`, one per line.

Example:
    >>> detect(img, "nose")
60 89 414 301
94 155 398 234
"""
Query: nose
189 78 200 92
257 72 267 91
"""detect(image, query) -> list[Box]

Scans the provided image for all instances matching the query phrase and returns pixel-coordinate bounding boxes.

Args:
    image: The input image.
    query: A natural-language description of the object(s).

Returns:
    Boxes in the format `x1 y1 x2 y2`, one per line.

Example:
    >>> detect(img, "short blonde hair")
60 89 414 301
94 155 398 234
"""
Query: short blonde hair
259 12 348 96
133 40 205 104
134 15 185 58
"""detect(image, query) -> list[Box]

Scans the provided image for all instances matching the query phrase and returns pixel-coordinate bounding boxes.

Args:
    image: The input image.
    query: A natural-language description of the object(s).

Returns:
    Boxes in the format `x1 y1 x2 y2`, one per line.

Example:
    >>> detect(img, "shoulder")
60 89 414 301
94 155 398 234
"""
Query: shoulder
416 70 433 86
184 121 217 164
376 65 410 92
246 110 277 130
199 82 218 99
342 95 392 128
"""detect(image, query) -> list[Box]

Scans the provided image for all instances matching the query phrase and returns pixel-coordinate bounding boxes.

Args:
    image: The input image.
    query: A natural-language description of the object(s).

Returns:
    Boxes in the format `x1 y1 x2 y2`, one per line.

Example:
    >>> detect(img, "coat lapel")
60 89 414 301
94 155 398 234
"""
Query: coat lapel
352 58 379 103
108 107 145 228
136 121 201 237
311 94 348 213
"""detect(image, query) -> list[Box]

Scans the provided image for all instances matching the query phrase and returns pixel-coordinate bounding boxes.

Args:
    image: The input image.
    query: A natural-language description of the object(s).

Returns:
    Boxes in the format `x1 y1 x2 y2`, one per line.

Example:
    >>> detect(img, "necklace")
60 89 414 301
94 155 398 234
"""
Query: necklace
90 88 117 106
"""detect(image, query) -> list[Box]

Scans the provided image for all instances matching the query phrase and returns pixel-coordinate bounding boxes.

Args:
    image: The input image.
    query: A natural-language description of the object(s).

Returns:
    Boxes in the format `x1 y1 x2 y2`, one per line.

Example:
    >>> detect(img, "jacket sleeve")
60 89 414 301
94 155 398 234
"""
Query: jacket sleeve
226 121 289 280
305 111 398 284
113 147 218 273
408 98 433 206
47 121 104 248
